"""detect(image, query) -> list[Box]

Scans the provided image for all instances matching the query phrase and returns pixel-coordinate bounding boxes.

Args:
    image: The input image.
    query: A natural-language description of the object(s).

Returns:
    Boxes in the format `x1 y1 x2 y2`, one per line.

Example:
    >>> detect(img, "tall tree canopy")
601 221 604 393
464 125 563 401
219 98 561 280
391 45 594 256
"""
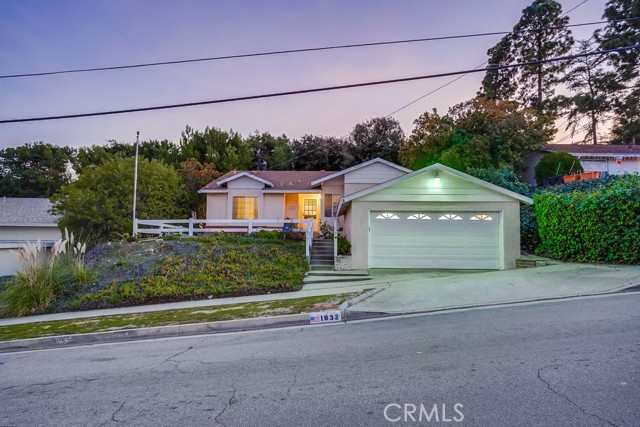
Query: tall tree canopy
399 97 552 172
245 131 293 170
291 135 351 171
563 39 616 144
481 0 574 117
597 0 640 143
346 117 405 164
178 126 252 173
51 157 184 244
0 142 74 197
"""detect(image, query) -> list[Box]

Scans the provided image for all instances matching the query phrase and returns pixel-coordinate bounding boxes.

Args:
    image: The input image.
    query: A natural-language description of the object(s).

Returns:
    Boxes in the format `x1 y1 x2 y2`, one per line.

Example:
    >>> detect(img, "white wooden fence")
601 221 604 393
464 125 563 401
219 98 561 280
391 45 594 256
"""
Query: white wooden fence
133 218 315 262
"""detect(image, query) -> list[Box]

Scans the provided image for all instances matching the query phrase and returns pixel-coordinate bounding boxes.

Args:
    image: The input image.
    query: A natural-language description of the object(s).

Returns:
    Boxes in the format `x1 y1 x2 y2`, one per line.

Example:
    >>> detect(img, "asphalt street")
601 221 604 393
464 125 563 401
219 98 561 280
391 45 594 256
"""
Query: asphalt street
1 293 639 427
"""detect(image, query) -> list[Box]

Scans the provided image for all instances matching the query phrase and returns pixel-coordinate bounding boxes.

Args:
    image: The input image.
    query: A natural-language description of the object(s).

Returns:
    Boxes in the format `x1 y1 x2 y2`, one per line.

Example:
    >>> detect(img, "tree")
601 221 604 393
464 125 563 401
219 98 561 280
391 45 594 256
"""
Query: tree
177 158 220 218
400 97 552 172
481 37 518 101
597 0 640 143
563 40 617 144
291 135 352 171
534 152 583 183
245 132 293 170
346 117 405 164
178 126 252 173
481 0 574 116
0 142 74 197
51 157 183 244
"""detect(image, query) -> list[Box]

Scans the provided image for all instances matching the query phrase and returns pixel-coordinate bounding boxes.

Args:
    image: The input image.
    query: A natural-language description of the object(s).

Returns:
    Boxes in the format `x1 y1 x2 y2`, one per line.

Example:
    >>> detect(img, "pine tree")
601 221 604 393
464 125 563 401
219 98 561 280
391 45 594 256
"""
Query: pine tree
481 0 574 117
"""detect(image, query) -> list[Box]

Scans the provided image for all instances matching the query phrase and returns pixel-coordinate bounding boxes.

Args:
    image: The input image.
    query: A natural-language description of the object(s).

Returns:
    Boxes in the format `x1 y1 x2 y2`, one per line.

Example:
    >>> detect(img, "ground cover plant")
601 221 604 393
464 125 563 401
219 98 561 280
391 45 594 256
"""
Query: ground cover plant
65 234 306 312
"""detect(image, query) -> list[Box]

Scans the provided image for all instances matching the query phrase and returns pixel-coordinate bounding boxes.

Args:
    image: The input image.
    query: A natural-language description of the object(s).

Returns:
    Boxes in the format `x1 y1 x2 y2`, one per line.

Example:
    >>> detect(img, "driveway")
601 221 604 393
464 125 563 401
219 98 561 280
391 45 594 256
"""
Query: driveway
304 263 640 315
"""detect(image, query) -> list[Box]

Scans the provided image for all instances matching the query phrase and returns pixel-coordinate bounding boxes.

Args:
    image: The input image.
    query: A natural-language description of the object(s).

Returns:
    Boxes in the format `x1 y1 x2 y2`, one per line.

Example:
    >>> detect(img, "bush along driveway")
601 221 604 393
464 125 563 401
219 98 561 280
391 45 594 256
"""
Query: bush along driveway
1 234 308 317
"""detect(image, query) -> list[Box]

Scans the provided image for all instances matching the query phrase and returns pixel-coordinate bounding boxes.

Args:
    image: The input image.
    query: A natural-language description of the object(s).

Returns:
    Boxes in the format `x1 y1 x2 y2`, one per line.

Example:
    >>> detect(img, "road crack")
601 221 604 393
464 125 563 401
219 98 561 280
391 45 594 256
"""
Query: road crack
214 385 237 427
537 366 619 427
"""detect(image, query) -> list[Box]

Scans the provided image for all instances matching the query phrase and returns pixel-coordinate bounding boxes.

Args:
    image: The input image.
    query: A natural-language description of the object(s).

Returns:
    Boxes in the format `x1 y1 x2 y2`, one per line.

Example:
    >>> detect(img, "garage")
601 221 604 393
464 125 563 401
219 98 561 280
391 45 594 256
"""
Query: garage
338 163 533 271
369 211 500 269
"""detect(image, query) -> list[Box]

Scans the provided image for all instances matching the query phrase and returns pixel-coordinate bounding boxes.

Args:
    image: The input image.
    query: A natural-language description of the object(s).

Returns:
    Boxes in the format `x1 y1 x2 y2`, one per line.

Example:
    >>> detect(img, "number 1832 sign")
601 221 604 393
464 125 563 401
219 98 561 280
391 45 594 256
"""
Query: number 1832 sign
309 310 342 324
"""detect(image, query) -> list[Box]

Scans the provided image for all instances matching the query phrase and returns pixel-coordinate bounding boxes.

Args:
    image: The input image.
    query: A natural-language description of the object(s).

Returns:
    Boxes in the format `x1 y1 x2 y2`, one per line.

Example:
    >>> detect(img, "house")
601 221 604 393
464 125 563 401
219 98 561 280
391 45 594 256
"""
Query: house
0 198 61 276
199 159 532 271
524 144 640 185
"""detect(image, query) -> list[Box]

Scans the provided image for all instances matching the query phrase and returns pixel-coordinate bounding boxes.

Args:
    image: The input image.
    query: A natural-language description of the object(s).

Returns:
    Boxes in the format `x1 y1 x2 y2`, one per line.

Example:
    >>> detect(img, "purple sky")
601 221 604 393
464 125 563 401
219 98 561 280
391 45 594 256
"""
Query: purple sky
0 0 608 150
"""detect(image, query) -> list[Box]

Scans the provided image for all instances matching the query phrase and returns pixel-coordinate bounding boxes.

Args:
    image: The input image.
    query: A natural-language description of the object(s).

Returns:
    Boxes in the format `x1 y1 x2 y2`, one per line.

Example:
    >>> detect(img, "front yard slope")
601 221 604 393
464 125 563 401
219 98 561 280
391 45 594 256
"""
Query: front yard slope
61 234 307 312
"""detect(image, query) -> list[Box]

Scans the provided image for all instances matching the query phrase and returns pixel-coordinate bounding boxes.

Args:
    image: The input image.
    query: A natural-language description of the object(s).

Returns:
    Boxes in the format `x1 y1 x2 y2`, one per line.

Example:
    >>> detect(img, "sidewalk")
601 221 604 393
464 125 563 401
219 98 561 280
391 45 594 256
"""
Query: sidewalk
0 281 374 327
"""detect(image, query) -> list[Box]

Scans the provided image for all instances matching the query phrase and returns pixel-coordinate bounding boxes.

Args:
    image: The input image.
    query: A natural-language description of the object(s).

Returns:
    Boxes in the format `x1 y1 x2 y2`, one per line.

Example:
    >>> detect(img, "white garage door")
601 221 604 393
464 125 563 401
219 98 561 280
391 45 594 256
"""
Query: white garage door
369 211 501 269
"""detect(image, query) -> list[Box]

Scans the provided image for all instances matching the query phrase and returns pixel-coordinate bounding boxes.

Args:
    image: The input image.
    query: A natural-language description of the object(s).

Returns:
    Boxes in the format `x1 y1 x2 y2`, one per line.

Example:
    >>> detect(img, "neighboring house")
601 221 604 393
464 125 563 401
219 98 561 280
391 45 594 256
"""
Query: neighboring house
0 197 61 276
200 159 532 271
524 144 640 185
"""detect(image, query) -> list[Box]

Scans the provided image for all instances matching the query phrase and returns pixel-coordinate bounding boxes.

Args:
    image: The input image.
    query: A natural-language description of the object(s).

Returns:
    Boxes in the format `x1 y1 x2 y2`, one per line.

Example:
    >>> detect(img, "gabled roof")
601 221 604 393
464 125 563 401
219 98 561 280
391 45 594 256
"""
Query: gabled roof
215 171 274 187
339 163 532 214
0 197 59 226
199 170 335 193
541 144 640 158
310 157 411 186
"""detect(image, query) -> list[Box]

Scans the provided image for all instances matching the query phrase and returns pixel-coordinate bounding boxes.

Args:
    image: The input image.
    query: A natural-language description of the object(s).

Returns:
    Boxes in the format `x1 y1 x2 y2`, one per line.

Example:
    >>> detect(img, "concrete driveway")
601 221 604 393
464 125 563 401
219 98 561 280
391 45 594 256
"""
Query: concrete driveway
305 263 640 315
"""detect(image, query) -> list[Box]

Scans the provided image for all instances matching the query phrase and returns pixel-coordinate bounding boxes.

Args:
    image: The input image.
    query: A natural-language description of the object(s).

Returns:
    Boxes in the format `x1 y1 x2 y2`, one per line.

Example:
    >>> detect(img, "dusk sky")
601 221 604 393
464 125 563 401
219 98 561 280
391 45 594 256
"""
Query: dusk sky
0 0 609 150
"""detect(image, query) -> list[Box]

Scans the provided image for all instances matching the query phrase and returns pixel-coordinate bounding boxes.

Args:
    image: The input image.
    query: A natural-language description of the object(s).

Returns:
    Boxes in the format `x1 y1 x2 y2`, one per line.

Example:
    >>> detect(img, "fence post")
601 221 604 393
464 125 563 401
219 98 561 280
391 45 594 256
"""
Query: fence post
133 218 138 237
248 219 253 234
333 217 338 262
188 217 194 237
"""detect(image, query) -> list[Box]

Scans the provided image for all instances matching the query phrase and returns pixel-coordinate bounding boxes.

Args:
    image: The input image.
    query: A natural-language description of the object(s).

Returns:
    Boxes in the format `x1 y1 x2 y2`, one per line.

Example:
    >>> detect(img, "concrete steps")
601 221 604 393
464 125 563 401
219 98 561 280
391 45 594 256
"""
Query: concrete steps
310 238 335 271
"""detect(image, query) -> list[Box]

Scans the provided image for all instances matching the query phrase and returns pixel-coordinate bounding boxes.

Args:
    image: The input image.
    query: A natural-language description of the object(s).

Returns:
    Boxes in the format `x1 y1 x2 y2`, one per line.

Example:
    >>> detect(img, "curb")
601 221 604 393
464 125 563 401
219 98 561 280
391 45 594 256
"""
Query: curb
0 313 310 354
0 290 378 354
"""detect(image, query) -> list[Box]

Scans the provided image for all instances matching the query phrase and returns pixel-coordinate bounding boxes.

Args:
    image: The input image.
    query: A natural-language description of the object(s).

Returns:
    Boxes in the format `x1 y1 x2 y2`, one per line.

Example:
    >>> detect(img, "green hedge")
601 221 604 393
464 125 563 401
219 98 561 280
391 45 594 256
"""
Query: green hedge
535 175 640 263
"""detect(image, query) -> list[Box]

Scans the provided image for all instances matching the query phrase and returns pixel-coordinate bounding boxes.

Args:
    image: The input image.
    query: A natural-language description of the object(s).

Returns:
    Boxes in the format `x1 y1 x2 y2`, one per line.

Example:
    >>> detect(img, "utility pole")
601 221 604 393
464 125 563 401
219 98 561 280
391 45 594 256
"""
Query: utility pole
132 131 140 236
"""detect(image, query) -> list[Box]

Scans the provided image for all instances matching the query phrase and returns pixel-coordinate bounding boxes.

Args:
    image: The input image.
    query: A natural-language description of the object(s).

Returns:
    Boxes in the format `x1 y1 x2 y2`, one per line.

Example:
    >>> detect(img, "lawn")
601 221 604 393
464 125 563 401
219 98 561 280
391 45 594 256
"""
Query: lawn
0 293 357 341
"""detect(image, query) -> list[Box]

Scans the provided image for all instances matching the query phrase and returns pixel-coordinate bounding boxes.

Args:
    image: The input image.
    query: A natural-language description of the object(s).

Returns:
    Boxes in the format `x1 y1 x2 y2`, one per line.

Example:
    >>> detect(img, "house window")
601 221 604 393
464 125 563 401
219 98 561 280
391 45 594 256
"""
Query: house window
324 194 341 218
375 213 400 220
470 214 493 221
407 213 431 220
303 199 318 218
232 197 258 219
438 214 463 220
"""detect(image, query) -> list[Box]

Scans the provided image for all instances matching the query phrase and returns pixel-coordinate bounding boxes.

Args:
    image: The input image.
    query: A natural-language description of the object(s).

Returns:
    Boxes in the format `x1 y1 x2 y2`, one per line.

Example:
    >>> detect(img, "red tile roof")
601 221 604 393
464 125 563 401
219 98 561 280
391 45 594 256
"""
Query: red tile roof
201 170 336 191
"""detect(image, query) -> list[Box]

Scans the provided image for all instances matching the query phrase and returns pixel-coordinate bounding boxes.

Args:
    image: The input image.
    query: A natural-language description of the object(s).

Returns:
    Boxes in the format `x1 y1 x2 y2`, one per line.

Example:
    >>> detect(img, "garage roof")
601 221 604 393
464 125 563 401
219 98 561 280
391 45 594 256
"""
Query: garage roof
339 163 533 214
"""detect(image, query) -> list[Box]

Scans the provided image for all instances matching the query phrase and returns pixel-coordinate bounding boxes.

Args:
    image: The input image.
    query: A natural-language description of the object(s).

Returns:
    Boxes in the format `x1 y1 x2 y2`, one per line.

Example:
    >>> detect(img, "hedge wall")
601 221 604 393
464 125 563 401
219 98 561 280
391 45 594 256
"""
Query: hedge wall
534 175 640 264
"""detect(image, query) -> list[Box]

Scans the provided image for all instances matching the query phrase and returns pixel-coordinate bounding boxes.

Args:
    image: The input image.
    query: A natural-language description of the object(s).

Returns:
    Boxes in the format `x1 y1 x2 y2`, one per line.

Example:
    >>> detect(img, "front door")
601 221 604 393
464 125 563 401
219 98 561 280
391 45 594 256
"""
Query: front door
303 198 320 232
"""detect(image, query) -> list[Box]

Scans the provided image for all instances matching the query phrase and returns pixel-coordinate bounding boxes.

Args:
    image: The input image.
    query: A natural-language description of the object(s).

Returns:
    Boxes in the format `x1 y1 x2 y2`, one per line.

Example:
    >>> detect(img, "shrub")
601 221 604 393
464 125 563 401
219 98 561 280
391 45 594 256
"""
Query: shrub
0 230 93 317
535 174 640 263
520 205 540 254
467 165 533 197
254 229 279 239
337 235 351 256
535 152 583 184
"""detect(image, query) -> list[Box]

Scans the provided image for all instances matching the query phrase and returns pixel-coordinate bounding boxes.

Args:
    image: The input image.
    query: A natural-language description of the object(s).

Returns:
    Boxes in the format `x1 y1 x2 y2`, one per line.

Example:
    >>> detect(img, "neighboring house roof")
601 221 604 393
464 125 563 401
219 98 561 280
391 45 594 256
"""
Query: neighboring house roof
339 163 533 215
0 197 59 226
540 144 640 158
199 170 336 193
310 158 411 186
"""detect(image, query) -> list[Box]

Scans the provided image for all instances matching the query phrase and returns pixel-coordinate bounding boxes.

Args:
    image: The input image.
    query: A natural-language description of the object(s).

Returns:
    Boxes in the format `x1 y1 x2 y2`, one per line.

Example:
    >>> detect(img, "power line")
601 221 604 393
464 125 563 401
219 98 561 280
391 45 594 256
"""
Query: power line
2 17 638 80
385 0 590 117
2 44 638 125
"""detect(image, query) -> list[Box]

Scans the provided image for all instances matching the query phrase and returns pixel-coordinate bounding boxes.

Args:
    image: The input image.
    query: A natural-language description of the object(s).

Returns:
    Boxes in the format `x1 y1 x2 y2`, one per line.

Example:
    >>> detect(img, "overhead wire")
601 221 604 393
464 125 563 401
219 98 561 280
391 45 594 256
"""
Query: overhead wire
1 16 638 80
2 43 637 125
385 0 592 117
